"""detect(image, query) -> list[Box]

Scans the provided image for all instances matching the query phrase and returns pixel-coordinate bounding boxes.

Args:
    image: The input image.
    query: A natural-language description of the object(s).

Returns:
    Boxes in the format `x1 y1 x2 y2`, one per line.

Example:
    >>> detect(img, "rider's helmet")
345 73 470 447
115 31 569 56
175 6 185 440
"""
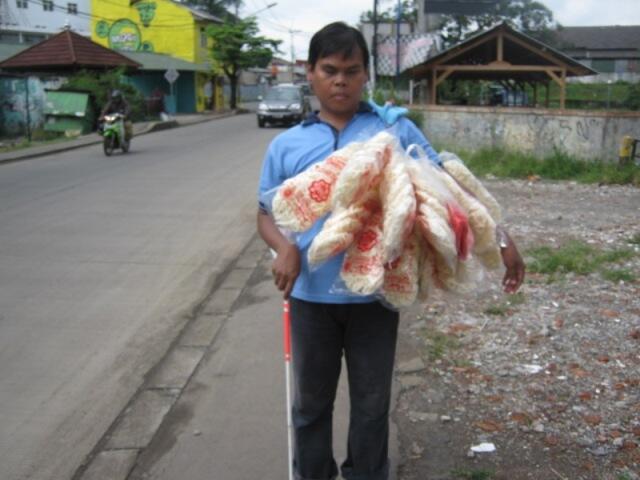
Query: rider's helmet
111 89 123 100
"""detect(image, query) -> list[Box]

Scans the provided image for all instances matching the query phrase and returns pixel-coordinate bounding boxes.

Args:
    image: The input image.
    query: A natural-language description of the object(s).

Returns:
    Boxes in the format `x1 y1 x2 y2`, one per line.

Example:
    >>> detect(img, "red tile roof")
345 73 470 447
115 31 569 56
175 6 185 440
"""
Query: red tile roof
0 29 140 70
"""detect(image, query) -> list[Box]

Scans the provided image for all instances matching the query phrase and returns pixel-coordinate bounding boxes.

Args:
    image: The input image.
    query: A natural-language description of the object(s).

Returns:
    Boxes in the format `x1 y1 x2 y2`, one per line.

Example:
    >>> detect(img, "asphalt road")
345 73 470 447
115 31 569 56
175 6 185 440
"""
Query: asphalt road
0 114 281 480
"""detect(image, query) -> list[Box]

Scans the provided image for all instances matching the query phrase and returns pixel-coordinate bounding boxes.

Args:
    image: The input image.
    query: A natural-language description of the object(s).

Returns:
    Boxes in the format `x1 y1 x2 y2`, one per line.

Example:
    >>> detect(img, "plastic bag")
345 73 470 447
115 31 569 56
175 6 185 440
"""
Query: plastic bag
406 144 502 293
440 151 503 222
339 210 385 296
381 230 420 308
331 131 396 209
435 169 501 270
417 242 434 301
379 148 417 264
266 142 362 232
307 191 380 267
407 160 459 273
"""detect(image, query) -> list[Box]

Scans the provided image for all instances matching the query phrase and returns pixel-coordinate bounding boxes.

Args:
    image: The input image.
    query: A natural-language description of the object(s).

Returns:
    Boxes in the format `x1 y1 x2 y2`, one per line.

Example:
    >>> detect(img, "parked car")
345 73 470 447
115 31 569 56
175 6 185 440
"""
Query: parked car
257 85 311 128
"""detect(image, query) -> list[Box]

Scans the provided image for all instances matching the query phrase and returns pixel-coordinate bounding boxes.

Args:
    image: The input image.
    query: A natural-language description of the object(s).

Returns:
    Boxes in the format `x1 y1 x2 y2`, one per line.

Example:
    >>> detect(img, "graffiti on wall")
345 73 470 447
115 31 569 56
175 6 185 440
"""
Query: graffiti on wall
525 115 610 154
0 77 48 138
95 2 158 53
135 2 157 27
425 109 637 162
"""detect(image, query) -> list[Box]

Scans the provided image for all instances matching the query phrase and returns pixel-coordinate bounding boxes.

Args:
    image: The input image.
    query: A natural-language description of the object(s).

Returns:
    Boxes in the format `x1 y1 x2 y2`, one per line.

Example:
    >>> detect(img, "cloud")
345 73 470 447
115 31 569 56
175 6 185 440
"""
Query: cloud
544 0 640 26
254 0 640 62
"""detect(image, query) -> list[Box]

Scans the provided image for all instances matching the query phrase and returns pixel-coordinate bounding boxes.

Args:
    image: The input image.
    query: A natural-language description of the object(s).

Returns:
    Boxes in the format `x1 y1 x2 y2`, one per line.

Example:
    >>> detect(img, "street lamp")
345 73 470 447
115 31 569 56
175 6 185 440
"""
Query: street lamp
245 2 277 18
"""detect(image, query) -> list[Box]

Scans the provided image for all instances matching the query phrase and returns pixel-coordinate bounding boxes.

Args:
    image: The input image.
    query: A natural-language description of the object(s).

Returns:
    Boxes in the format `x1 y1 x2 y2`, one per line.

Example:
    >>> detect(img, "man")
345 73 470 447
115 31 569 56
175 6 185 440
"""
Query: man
257 22 524 480
100 89 132 141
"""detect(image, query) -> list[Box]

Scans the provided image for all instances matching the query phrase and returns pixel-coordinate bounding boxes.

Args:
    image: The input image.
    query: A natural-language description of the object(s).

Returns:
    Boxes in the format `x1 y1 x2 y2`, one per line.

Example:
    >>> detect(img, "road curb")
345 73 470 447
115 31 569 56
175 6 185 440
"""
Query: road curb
0 110 239 165
71 233 266 480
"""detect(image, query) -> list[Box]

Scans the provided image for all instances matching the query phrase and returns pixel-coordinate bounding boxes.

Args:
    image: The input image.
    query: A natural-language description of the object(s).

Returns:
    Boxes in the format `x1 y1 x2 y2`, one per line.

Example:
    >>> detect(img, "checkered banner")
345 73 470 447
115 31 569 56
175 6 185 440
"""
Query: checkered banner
376 33 441 76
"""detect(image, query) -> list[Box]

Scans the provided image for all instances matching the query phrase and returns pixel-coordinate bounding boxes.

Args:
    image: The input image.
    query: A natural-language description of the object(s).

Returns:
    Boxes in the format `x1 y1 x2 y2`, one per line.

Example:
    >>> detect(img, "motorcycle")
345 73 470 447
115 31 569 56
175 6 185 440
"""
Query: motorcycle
100 113 130 156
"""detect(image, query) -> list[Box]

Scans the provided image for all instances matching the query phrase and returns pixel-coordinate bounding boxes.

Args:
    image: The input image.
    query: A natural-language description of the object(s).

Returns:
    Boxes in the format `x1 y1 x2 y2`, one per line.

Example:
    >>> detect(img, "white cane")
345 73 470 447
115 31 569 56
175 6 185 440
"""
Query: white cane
282 299 294 480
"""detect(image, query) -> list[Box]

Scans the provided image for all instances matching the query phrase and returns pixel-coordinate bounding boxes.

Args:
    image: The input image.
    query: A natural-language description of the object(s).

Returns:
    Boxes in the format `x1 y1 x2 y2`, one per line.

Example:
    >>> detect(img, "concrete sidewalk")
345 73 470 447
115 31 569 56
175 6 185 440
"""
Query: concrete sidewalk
0 110 238 165
77 235 399 480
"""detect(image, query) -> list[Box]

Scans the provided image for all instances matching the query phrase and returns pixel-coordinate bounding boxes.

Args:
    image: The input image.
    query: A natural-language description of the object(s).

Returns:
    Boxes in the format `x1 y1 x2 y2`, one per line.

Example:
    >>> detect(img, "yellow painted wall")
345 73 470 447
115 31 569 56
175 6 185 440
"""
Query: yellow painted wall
91 0 219 111
92 0 197 62
194 21 214 65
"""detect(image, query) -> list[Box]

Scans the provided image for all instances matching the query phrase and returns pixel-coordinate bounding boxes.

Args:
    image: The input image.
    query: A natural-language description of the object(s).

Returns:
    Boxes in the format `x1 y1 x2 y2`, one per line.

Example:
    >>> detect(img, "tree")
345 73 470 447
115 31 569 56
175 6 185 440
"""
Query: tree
207 18 280 109
186 0 240 19
359 0 417 24
440 0 556 47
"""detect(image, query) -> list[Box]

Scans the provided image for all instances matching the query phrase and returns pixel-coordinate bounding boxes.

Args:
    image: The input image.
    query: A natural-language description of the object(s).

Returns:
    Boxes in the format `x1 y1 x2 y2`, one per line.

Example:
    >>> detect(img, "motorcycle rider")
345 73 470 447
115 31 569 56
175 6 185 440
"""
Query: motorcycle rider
100 89 132 141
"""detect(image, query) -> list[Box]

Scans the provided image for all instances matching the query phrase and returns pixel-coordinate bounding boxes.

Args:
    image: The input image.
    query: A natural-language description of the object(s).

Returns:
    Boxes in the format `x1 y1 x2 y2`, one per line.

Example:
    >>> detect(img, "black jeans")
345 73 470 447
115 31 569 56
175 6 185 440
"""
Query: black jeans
289 298 399 480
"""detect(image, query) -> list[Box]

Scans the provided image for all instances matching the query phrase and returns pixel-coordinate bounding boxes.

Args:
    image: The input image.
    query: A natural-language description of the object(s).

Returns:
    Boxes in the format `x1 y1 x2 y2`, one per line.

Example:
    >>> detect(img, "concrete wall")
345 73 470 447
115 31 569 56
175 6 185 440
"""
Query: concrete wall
0 75 63 138
418 105 640 162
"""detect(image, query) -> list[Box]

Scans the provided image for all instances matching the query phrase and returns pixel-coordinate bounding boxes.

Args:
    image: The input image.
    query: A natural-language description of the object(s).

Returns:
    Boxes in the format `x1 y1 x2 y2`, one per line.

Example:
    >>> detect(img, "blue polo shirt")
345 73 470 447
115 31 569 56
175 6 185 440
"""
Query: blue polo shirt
258 103 441 304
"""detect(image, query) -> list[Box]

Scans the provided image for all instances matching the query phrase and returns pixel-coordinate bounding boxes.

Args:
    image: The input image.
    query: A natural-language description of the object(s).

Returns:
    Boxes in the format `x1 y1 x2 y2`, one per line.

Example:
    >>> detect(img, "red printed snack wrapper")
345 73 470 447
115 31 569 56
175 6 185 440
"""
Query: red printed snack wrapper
435 169 501 269
380 150 416 264
308 192 380 267
440 152 503 222
417 242 434 301
340 210 385 295
446 202 474 260
382 231 420 308
272 142 361 232
332 132 395 209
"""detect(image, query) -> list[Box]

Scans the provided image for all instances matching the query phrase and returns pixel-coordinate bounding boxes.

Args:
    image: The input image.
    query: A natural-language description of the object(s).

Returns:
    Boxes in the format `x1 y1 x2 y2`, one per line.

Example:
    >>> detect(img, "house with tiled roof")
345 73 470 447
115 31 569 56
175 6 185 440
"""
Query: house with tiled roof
0 29 141 138
0 28 140 71
551 25 640 82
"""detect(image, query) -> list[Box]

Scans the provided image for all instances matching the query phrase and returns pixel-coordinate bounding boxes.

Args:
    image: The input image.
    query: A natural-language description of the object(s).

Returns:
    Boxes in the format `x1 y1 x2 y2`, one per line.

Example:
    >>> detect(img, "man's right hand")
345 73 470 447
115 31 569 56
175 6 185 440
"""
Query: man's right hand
272 243 301 299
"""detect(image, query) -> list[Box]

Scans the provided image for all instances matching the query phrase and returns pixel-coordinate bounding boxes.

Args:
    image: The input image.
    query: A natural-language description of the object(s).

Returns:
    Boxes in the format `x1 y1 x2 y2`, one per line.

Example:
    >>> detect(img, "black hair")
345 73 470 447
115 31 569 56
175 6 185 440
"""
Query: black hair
308 22 369 69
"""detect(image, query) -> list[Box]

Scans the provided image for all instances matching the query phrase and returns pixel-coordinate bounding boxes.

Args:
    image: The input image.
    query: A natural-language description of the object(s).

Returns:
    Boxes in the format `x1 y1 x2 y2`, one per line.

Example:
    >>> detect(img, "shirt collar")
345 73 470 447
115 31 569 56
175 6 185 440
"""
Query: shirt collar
302 101 373 127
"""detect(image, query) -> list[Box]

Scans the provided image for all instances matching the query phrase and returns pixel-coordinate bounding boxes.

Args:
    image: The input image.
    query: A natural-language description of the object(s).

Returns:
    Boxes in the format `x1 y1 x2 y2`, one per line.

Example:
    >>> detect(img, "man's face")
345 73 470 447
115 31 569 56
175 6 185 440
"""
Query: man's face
307 47 368 118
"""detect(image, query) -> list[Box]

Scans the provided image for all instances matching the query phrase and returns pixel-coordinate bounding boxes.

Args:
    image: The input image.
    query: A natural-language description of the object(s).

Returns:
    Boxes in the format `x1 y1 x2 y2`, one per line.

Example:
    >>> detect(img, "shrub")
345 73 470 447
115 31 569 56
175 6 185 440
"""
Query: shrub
406 109 424 129
63 68 147 123
438 146 640 186
624 82 640 111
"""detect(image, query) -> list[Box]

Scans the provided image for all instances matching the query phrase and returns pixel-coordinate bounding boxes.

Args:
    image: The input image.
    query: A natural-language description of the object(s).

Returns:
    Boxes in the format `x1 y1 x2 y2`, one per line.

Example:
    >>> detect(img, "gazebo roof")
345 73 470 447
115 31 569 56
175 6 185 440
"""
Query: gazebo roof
0 29 140 71
408 22 596 83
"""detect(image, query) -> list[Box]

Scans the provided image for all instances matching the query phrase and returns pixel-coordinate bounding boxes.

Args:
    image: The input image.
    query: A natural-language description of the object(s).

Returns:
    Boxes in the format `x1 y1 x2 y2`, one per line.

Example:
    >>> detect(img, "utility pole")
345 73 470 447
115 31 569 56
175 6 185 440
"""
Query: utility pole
372 0 378 90
289 28 301 83
395 0 401 88
24 75 31 142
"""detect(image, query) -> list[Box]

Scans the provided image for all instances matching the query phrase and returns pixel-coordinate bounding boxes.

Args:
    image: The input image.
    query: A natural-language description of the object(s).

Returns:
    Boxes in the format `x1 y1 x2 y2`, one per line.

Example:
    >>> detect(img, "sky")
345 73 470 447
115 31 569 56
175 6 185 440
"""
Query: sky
240 0 640 63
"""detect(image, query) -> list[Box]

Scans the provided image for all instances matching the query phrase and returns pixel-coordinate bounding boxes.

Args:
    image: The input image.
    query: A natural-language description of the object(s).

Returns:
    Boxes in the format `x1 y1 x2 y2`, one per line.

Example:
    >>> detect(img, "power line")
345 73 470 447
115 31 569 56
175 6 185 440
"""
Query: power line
260 0 280 24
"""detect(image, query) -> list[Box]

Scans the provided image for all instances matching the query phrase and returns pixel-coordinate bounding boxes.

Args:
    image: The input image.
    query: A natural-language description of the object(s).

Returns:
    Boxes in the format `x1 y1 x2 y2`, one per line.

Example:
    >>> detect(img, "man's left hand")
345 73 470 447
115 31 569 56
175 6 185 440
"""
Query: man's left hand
500 237 525 294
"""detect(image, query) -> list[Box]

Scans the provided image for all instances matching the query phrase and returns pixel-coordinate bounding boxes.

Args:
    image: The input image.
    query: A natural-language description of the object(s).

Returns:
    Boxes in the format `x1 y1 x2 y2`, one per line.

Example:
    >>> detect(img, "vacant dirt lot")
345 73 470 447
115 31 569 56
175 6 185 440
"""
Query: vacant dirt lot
395 179 640 480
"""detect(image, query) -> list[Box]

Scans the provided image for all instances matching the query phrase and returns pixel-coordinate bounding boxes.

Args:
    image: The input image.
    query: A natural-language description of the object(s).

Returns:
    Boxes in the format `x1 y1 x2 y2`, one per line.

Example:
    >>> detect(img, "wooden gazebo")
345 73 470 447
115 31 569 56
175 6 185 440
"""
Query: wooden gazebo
408 22 596 109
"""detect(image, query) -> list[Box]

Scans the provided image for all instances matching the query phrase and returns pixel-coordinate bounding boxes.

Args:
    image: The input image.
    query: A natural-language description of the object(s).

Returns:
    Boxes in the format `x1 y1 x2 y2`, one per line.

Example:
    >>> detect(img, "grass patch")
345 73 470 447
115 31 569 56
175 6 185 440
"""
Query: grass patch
527 240 636 282
451 468 494 480
617 474 634 480
0 132 73 154
507 292 526 305
600 268 636 283
434 146 640 186
483 292 526 316
484 304 509 316
628 233 640 245
424 329 460 360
